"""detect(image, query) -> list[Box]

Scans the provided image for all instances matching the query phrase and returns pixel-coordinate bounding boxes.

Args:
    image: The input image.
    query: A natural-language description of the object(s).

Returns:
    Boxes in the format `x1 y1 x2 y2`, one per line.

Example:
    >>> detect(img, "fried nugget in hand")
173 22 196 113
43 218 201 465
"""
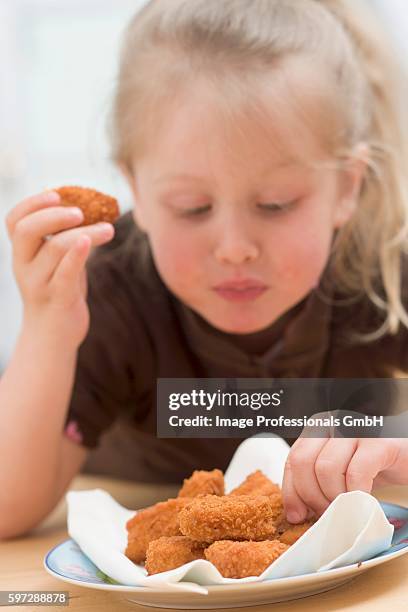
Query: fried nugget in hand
205 540 289 578
55 186 119 225
145 536 206 575
178 469 224 498
125 498 192 564
179 495 280 543
228 470 280 496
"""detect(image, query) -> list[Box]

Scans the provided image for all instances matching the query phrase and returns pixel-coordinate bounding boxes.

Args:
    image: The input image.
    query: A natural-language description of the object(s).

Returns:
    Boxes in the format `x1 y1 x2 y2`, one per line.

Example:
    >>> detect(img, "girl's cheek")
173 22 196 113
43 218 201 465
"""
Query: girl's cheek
276 234 331 285
154 235 200 282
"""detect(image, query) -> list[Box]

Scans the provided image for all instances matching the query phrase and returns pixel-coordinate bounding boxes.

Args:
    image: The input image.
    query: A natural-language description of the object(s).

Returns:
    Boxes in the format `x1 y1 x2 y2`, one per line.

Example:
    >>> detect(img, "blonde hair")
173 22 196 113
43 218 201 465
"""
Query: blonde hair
108 0 408 343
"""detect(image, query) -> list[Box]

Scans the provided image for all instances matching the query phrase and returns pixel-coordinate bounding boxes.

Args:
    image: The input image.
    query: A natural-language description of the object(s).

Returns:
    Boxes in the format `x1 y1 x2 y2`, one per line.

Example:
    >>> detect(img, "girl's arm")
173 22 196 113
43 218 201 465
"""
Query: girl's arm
0 191 114 539
0 324 87 538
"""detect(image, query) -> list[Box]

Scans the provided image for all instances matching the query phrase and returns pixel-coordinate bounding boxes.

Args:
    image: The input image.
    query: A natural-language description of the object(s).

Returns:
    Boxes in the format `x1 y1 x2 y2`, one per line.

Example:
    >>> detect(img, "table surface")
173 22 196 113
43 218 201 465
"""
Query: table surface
0 476 407 611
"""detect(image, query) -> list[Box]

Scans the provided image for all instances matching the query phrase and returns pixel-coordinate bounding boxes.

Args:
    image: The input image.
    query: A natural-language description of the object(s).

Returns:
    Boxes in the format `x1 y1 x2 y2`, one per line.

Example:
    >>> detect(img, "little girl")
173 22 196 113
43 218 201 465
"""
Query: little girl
1 0 408 538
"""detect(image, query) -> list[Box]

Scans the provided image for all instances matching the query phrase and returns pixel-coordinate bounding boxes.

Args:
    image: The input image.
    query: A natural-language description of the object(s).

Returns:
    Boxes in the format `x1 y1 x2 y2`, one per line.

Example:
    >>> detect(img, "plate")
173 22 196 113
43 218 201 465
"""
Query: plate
44 501 408 610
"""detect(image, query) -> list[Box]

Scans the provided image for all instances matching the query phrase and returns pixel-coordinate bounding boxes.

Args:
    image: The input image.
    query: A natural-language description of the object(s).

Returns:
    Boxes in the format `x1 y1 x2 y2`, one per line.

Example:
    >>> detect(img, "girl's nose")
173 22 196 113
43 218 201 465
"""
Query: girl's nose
214 222 260 265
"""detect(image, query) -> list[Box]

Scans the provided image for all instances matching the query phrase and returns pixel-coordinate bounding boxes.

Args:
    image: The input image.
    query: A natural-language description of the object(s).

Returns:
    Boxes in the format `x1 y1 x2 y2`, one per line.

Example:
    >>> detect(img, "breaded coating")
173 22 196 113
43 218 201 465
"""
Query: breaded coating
55 186 119 225
229 470 280 497
276 518 314 545
178 469 224 498
178 495 280 543
205 540 289 578
269 492 284 521
145 536 206 575
247 491 284 526
125 498 192 564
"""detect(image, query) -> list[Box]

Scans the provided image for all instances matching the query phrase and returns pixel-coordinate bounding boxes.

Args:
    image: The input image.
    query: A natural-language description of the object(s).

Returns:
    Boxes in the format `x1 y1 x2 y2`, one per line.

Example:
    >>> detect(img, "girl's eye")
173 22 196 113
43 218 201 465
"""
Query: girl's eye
179 205 212 217
177 201 297 217
257 201 296 213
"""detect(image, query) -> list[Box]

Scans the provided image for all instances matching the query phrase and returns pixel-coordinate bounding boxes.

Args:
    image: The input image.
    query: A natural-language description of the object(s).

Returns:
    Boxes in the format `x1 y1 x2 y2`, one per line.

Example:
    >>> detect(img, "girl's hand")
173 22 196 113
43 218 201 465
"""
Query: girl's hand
6 190 115 346
282 437 408 523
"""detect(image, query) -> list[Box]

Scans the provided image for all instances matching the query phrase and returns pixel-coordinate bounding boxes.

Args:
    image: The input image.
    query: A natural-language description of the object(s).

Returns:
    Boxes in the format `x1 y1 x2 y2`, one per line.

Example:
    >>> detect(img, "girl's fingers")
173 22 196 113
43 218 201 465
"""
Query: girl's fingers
51 236 91 300
282 458 308 523
33 222 115 285
5 191 61 238
284 438 331 518
80 268 88 298
345 439 399 493
314 438 358 500
13 206 84 263
284 438 402 523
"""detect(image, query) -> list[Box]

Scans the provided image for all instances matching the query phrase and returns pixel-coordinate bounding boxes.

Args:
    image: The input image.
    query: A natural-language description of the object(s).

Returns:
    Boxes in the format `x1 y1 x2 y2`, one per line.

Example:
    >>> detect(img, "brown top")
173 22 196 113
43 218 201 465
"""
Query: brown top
64 212 408 483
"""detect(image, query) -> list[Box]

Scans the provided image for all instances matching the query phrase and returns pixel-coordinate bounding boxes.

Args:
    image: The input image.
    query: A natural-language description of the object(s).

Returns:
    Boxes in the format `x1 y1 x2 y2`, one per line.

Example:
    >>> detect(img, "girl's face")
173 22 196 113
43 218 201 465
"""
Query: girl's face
127 83 364 334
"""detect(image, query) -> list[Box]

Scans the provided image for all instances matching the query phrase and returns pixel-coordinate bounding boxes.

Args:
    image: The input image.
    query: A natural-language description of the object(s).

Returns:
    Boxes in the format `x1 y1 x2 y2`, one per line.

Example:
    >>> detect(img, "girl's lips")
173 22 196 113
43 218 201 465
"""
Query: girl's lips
215 287 266 302
214 280 268 302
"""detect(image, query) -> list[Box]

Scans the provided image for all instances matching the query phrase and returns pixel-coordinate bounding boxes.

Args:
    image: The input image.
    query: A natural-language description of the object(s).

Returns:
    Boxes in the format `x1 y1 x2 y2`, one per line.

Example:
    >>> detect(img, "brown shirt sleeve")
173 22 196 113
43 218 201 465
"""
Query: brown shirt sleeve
64 220 154 449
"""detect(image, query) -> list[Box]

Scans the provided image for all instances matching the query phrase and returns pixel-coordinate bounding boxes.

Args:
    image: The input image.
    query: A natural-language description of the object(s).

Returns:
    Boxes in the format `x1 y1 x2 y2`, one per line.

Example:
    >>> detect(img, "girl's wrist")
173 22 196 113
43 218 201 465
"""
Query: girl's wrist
375 439 408 487
390 439 408 485
20 310 84 353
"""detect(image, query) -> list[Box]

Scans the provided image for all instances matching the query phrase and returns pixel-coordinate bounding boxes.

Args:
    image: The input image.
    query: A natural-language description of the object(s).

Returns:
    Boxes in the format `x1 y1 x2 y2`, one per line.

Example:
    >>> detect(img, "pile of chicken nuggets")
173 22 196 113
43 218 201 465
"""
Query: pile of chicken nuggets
125 469 314 578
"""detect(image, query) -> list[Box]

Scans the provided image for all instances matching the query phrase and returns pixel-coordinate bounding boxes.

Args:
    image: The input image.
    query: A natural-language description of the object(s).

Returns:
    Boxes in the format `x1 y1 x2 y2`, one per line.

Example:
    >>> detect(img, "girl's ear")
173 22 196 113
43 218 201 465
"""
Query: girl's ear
118 163 148 232
333 143 369 229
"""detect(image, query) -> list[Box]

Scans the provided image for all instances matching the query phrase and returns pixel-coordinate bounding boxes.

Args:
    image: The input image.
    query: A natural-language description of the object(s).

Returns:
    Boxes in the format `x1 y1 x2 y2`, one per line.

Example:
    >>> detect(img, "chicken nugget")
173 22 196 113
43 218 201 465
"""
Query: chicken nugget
260 491 284 523
276 518 314 545
229 470 280 497
145 536 206 575
178 495 279 543
55 186 119 225
205 540 289 578
125 498 192 564
178 469 224 498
